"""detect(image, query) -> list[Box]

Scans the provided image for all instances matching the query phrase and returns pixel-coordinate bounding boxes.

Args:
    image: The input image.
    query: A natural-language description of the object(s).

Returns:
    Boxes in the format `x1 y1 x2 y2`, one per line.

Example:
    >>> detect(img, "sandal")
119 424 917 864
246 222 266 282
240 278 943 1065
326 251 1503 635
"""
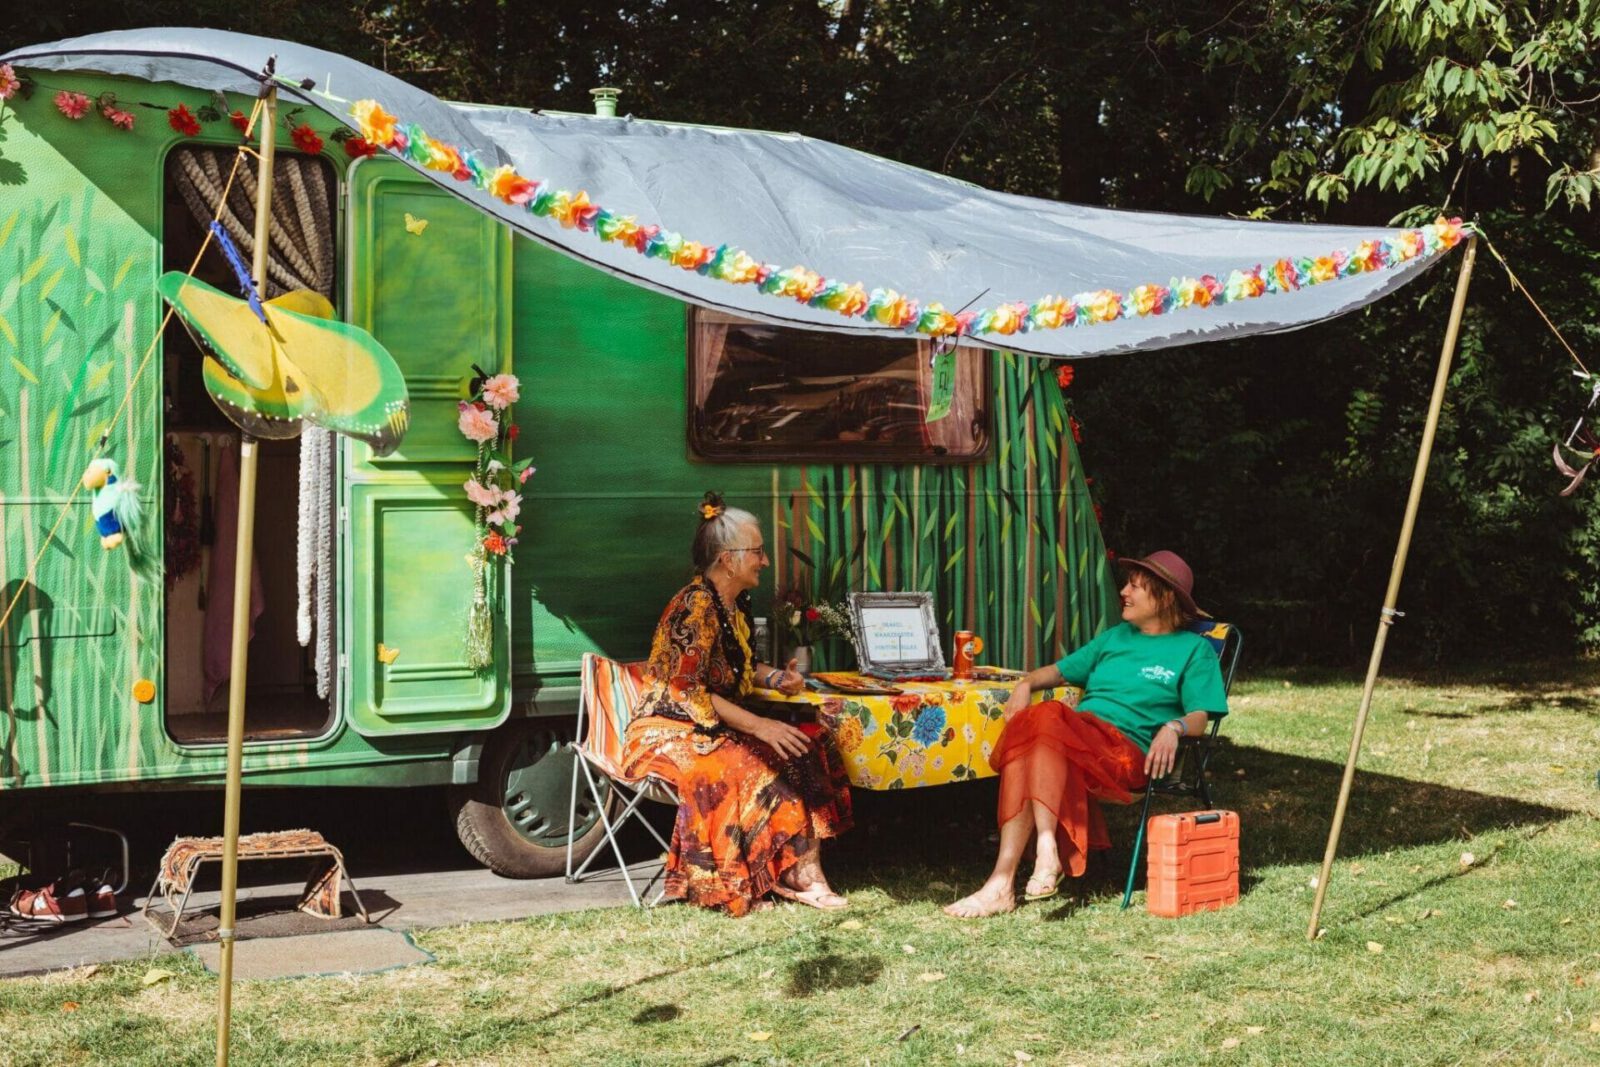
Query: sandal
1023 870 1063 902
772 883 850 911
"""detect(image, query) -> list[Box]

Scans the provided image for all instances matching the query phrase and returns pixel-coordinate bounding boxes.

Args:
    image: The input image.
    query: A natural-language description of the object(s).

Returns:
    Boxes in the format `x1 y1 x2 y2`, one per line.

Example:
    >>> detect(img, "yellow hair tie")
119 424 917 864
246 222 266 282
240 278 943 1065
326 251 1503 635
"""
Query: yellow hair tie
700 503 724 520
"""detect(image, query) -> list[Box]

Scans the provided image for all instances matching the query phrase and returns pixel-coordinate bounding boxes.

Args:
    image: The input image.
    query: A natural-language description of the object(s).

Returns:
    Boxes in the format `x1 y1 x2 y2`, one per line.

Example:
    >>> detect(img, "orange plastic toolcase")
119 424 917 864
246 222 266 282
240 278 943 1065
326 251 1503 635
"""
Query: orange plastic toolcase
1145 810 1239 917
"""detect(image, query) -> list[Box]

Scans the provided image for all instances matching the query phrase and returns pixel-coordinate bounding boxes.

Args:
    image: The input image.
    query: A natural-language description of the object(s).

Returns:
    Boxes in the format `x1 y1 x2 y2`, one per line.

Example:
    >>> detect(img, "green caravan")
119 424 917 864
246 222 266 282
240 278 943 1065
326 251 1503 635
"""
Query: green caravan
0 56 1118 876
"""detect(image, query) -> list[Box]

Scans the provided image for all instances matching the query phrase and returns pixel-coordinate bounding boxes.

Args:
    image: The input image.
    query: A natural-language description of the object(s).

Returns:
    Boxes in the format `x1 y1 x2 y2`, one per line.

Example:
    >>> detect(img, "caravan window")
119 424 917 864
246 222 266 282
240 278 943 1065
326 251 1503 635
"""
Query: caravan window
687 309 989 463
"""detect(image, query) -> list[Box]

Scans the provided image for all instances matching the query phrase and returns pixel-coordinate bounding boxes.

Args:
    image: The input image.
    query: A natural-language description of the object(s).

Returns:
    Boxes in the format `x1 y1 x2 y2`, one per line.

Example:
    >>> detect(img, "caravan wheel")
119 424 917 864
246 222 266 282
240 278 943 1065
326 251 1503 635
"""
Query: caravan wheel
449 720 613 878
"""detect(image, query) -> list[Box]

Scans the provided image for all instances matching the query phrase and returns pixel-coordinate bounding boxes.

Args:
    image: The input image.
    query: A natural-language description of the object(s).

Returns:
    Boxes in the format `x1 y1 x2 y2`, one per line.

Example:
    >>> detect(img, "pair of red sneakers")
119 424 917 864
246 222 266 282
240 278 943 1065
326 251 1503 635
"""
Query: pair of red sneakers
7 877 118 924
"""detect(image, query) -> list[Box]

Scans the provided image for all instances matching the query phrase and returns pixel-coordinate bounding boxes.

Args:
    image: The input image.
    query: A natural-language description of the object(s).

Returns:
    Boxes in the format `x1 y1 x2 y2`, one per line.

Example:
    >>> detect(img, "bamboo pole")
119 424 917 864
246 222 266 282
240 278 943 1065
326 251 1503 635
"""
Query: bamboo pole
215 83 277 1066
1306 234 1478 940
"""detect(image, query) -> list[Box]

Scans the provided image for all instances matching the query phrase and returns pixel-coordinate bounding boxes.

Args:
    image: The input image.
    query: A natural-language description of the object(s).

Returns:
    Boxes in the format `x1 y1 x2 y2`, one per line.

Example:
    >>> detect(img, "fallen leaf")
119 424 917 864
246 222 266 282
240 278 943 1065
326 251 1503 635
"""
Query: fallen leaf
1314 927 1327 940
1588 1017 1600 1033
77 965 100 979
956 1044 966 1055
141 969 176 987
1418 908 1437 920
1561 917 1574 926
1384 915 1407 925
1502 899 1519 910
1366 941 1385 954
747 1031 772 1042
1524 991 1541 1004
1550 765 1566 773
839 919 863 930
61 1001 79 1012
1142 953 1164 960
897 1025 922 1042
902 944 918 955
1221 1037 1241 1050
1014 1053 1035 1063
1246 1026 1266 1035
1460 851 1476 867
918 972 947 983
1349 862 1366 876
1308 876 1319 889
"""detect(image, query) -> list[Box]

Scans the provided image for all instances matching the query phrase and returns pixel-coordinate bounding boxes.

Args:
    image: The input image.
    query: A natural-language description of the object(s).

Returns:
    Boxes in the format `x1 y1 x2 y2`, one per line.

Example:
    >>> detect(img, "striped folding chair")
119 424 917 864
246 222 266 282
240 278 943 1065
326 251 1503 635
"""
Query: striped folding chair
565 653 679 907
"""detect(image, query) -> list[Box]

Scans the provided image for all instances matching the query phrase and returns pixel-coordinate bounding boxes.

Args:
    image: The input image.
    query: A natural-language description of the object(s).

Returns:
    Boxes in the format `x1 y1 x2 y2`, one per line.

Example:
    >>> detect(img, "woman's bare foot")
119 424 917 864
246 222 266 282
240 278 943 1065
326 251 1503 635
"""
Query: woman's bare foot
776 867 848 910
943 882 1016 918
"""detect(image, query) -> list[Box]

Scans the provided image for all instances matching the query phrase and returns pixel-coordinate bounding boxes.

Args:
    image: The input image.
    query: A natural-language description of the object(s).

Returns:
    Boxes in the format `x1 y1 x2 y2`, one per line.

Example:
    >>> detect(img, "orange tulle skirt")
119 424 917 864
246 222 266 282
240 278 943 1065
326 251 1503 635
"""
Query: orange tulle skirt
990 700 1148 877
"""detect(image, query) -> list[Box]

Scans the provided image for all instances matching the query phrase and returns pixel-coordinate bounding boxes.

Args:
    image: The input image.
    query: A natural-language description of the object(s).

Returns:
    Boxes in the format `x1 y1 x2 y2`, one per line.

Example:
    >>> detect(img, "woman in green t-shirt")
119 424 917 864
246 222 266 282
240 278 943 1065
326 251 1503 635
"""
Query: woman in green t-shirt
945 551 1228 918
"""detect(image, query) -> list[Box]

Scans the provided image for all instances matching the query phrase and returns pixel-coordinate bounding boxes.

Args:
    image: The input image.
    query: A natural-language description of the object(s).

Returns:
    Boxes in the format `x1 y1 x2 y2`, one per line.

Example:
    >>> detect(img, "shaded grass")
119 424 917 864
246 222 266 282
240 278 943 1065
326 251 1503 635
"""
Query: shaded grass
2 667 1598 1066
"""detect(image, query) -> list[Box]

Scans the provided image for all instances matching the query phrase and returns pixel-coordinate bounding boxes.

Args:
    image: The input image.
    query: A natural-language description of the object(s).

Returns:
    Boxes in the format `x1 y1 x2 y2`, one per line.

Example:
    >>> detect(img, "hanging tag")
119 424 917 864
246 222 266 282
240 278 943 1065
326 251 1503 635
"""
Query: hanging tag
925 344 956 423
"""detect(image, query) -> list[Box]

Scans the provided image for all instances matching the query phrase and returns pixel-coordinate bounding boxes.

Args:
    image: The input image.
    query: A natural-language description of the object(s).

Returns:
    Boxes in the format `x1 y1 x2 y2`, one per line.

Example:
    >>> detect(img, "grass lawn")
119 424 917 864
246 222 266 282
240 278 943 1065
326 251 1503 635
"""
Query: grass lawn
3 665 1598 1066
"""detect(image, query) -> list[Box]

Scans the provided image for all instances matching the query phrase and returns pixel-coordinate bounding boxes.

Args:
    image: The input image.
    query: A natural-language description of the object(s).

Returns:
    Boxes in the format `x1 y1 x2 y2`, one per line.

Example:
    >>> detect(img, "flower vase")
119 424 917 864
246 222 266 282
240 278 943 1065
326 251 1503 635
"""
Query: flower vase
788 645 814 675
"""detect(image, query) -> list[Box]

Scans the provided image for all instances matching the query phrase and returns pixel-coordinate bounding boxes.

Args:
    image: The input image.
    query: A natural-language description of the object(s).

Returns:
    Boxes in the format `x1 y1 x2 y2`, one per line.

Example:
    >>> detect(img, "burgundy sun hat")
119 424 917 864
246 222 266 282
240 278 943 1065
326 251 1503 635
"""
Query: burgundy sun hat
1116 550 1209 619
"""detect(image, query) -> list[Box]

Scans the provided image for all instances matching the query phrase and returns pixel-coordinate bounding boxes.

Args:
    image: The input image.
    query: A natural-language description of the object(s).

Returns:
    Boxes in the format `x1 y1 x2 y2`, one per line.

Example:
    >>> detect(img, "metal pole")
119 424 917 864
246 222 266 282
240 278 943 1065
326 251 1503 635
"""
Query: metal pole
1306 234 1479 940
215 84 276 1067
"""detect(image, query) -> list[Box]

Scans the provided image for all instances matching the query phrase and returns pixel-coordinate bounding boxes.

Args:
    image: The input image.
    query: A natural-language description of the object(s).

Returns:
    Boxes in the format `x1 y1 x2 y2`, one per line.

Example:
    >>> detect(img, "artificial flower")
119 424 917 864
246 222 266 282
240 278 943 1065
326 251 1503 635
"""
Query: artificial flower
463 478 502 508
1070 416 1083 444
487 491 522 527
483 531 508 555
351 99 397 147
506 424 520 442
457 402 499 444
167 104 201 137
230 109 250 134
101 102 135 131
1056 363 1075 389
54 91 90 119
700 502 723 519
480 373 520 410
290 123 323 155
0 64 19 101
519 465 535 484
487 164 538 205
343 135 377 158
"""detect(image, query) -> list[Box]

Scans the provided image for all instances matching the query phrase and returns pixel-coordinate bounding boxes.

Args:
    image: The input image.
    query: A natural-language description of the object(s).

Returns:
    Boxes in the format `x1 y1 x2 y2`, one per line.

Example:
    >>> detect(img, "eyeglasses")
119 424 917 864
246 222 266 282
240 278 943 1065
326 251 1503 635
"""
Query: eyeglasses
726 546 768 557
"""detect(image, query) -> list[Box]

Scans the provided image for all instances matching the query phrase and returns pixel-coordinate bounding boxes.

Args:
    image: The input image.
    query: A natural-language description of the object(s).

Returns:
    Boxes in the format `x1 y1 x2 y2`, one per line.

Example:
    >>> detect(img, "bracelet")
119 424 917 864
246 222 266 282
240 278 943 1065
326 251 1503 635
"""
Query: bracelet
764 668 781 688
1165 719 1187 736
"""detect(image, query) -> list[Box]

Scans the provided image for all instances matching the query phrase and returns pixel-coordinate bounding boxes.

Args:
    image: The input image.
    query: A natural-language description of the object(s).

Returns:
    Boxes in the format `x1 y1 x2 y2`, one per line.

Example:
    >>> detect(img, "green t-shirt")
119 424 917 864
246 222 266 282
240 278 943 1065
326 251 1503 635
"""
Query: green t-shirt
1052 622 1228 752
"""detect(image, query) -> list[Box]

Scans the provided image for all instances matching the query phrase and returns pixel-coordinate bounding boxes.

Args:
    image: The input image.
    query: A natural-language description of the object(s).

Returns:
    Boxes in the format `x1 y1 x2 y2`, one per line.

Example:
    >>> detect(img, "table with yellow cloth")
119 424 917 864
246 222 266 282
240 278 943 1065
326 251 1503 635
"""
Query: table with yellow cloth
753 671 1080 790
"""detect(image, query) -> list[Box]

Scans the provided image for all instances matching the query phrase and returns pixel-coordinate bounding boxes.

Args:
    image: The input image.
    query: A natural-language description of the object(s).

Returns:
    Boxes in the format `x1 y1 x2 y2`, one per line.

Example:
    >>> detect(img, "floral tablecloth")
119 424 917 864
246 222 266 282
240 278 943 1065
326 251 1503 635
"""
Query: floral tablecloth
754 673 1080 790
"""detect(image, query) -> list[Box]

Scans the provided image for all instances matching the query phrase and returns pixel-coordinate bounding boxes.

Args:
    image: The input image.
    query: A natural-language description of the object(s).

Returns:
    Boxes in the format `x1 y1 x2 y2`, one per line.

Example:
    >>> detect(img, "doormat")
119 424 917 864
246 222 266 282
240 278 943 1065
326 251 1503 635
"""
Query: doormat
165 902 375 947
188 927 433 979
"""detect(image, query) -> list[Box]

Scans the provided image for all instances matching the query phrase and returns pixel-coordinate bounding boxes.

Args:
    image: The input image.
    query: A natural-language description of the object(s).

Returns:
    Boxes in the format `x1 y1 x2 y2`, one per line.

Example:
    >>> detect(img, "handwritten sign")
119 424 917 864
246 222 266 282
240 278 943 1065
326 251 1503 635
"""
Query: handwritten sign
859 605 933 664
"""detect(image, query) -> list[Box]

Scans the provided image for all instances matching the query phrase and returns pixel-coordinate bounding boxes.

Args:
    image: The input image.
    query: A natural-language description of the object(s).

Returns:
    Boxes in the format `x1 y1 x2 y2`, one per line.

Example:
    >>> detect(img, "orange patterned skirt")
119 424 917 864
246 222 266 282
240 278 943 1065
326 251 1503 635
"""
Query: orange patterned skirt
621 716 854 916
991 700 1148 877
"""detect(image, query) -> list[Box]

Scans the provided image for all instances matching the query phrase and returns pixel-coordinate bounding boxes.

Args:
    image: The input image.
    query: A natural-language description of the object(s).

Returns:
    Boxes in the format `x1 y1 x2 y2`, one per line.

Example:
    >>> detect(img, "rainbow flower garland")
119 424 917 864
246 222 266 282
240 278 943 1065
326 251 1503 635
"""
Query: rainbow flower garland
349 99 1468 341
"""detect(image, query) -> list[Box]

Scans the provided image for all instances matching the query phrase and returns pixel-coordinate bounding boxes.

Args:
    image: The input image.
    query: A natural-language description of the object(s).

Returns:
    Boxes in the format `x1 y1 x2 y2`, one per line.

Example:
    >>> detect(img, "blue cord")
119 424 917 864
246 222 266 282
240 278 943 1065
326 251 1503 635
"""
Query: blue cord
208 221 267 324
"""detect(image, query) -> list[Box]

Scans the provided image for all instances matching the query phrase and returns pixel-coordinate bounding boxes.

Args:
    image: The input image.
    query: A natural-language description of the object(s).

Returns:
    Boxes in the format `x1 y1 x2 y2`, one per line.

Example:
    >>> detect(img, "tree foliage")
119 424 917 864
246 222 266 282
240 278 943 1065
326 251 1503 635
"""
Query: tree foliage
4 1 1599 662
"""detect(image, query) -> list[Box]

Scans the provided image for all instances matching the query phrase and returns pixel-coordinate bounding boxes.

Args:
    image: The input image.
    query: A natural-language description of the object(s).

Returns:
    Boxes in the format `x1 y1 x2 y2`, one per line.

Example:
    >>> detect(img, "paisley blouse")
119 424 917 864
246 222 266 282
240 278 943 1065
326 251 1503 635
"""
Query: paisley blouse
634 575 755 730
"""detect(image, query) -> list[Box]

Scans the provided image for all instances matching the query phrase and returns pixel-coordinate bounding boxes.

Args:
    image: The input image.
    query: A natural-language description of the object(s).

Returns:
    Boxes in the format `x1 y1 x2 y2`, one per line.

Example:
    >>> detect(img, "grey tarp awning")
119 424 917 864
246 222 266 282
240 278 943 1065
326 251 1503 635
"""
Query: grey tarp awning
3 27 1466 360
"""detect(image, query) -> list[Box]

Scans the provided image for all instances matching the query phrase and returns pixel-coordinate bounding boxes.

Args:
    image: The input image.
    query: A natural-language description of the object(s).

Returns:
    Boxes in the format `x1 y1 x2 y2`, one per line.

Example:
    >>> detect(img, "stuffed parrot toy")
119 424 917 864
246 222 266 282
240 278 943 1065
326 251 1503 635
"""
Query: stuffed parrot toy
81 458 143 549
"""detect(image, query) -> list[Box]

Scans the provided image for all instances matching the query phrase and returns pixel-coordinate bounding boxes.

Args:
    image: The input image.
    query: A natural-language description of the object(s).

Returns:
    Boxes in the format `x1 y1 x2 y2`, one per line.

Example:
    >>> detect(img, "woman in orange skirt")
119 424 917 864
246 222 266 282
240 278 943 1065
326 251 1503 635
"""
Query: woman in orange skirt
945 551 1227 917
622 493 854 916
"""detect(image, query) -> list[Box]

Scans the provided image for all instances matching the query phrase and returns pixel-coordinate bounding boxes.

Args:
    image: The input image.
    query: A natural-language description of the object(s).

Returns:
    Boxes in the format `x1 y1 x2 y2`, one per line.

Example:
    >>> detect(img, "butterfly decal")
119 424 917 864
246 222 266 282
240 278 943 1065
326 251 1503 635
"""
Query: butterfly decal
404 212 429 236
376 643 401 665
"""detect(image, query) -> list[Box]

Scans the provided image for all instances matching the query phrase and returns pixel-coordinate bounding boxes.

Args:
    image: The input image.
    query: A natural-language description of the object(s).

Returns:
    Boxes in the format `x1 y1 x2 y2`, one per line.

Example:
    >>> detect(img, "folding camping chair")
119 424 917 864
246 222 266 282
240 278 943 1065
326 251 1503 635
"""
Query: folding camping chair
1120 620 1244 909
565 653 678 907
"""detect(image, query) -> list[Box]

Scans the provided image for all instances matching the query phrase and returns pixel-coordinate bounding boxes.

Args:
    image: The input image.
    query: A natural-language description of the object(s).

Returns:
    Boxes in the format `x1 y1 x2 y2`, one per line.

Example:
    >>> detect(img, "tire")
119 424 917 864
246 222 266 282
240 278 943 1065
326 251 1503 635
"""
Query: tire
449 718 614 879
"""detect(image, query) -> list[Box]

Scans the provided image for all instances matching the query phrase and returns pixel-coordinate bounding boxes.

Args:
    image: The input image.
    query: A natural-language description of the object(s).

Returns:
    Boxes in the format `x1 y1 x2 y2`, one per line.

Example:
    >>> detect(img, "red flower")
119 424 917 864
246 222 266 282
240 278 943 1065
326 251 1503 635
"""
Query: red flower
167 104 201 137
804 607 821 622
230 109 250 135
291 123 324 155
1055 363 1075 389
343 135 378 158
54 91 91 119
506 424 520 442
1069 416 1083 444
1093 503 1104 524
483 531 507 555
1106 548 1118 560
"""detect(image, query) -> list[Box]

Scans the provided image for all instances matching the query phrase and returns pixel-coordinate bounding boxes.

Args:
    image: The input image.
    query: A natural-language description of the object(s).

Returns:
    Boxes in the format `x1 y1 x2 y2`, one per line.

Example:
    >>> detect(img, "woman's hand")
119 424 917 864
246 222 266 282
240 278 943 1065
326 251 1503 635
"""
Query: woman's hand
774 658 806 696
1002 681 1033 722
1144 724 1181 780
748 717 812 760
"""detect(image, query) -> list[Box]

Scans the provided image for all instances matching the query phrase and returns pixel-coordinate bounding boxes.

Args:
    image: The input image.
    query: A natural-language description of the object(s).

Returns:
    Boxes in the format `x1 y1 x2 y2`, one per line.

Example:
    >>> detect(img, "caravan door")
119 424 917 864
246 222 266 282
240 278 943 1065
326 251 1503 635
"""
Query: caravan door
342 160 513 736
